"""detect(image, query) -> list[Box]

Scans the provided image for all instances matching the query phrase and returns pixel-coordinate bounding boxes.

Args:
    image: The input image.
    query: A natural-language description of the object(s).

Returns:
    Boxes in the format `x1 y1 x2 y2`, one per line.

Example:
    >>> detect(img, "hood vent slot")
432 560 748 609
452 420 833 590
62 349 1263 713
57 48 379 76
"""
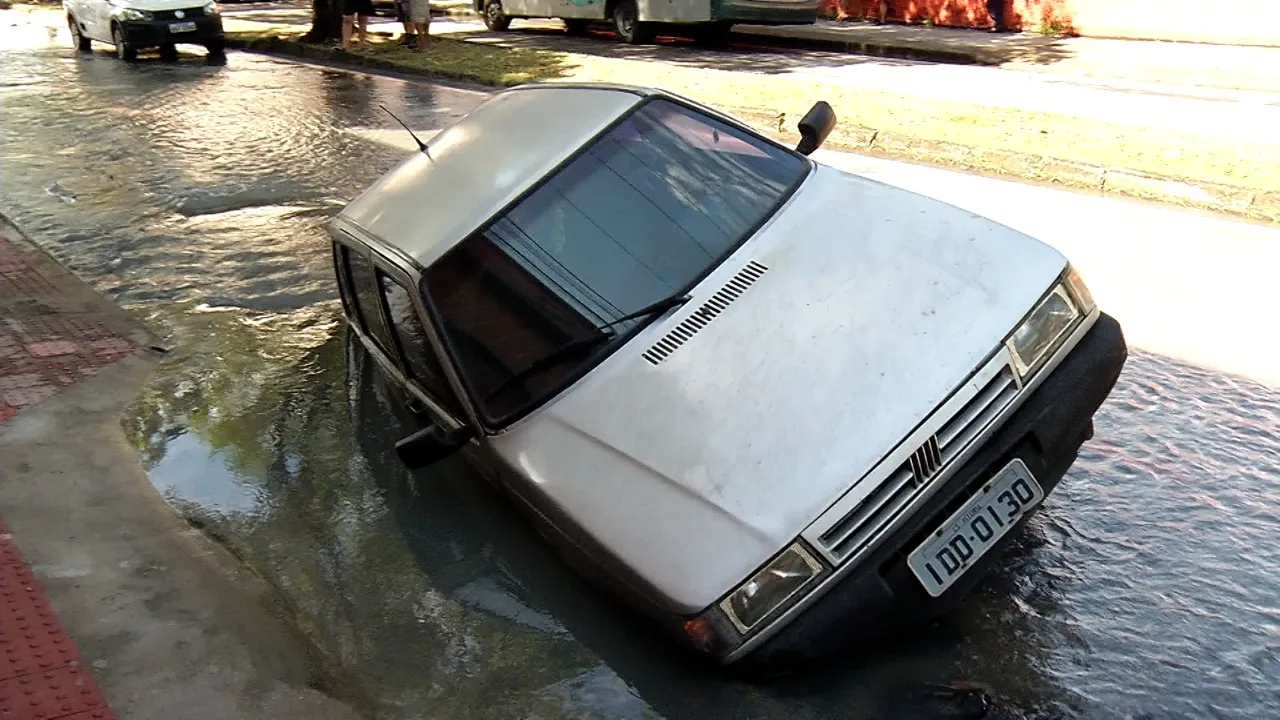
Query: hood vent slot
642 261 768 366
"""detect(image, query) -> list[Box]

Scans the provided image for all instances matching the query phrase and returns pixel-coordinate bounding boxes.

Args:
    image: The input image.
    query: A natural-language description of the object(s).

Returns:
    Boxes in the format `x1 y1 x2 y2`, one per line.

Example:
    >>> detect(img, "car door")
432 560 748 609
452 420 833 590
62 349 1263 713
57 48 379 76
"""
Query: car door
84 0 112 42
96 0 119 42
555 0 604 20
336 239 473 441
65 0 89 38
336 243 408 384
372 265 472 430
502 0 537 16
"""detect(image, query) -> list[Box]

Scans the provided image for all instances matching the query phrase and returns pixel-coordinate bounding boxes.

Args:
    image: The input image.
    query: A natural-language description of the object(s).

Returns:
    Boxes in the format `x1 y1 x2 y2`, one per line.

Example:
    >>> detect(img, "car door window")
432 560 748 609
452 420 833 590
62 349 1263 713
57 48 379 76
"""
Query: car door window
342 247 398 360
333 243 358 319
377 272 463 417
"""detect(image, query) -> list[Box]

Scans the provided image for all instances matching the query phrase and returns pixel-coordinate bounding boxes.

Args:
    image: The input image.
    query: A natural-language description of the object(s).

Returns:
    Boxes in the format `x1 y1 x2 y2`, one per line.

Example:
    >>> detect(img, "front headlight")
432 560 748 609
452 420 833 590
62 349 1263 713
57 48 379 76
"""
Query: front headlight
119 7 153 20
1007 284 1080 378
203 1 220 15
1062 265 1096 315
719 543 823 633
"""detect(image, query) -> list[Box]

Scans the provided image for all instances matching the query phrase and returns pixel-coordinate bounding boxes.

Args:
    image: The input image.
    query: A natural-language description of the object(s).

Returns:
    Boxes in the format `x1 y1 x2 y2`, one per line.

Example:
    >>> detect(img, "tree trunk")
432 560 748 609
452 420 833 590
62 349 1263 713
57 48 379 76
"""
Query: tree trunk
306 0 344 42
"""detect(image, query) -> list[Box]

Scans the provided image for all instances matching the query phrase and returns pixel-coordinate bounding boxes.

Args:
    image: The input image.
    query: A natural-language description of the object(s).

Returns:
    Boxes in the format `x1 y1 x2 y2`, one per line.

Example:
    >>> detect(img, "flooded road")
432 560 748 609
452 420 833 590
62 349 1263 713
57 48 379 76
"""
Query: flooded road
2 29 1278 720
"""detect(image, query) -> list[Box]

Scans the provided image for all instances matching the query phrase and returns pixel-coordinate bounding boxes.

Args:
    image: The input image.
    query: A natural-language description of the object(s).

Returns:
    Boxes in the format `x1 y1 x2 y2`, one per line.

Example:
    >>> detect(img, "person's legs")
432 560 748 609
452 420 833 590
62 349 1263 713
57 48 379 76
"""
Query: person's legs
397 0 416 44
342 14 355 48
341 0 358 48
356 12 369 47
986 0 1006 31
409 0 430 49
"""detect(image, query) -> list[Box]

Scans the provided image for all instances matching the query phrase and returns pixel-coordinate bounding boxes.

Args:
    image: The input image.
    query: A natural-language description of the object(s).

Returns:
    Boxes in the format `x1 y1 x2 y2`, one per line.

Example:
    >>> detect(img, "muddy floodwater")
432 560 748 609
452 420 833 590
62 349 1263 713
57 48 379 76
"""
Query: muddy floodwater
2 35 1277 720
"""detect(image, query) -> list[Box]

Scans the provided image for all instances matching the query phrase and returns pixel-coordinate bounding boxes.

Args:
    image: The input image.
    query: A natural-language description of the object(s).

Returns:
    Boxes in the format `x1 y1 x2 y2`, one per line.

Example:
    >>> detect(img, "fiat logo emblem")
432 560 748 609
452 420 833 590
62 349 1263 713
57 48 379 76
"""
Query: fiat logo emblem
174 9 185 17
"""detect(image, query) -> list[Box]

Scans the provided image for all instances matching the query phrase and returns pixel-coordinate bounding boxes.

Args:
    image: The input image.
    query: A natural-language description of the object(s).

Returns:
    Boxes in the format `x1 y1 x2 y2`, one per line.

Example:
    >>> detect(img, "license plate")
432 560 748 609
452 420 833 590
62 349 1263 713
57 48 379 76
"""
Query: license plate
169 21 197 33
907 459 1043 597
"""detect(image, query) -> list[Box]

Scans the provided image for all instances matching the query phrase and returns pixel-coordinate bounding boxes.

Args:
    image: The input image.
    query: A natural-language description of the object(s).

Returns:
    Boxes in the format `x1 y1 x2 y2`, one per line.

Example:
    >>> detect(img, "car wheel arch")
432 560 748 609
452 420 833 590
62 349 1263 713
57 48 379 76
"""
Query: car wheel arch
609 0 652 43
483 0 512 31
67 12 92 50
111 21 137 61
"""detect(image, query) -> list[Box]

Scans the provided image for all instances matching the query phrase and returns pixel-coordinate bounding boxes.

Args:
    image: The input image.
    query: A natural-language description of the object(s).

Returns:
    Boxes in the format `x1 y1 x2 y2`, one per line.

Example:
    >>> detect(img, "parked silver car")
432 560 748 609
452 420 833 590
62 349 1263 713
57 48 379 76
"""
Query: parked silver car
328 83 1128 668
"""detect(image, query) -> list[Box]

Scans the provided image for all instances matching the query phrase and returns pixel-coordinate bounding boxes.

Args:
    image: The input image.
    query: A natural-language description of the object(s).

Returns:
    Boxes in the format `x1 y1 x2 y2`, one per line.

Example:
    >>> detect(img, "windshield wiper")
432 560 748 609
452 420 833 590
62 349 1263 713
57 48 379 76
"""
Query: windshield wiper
482 291 691 404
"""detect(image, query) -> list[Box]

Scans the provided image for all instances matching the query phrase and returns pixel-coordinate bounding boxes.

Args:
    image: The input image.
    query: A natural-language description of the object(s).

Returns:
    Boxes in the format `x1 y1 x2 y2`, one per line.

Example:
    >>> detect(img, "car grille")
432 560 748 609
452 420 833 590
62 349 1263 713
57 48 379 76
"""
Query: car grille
816 363 1018 561
152 7 206 20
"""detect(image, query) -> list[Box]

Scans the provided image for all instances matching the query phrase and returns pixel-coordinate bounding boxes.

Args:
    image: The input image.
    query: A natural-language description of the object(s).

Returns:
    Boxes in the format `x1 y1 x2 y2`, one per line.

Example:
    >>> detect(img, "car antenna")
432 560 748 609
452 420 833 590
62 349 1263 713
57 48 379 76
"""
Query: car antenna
380 104 430 157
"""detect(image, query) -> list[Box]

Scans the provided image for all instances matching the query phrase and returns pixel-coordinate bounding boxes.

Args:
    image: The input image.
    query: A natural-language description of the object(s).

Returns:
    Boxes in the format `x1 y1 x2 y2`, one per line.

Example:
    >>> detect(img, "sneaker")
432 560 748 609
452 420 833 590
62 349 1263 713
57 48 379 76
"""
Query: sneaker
399 33 417 45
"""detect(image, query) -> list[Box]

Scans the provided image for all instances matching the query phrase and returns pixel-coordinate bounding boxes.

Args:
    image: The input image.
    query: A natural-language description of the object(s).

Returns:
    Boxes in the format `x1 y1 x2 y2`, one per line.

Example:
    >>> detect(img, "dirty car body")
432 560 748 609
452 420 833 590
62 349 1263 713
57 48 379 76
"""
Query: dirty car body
328 84 1128 667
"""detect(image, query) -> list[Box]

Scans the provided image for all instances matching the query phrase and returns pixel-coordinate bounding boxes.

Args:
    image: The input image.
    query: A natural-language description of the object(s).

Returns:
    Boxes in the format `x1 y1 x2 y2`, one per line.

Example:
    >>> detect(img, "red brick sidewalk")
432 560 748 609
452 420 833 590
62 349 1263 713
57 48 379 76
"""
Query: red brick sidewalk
0 234 136 424
1 227 129 720
0 520 115 720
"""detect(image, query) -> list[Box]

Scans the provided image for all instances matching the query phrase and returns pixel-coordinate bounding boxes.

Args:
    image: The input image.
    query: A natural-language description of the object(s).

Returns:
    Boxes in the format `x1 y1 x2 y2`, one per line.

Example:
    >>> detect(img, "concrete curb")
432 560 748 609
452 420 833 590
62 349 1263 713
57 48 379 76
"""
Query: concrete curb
0 212 164 352
820 122 1279 224
225 33 522 86
227 35 1279 225
0 214 369 719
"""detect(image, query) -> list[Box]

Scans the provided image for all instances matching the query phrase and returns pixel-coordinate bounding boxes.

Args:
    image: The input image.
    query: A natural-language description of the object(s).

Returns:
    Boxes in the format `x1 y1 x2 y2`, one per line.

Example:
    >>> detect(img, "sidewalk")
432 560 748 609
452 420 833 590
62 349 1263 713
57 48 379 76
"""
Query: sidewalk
734 21 1280 95
0 218 364 720
1 519 115 720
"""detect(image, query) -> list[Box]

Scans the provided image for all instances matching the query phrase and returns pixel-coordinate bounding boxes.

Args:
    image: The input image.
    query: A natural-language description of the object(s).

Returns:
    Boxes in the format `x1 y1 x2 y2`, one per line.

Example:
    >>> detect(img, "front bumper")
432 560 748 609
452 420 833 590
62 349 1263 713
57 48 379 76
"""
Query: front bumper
733 312 1128 671
119 16 223 47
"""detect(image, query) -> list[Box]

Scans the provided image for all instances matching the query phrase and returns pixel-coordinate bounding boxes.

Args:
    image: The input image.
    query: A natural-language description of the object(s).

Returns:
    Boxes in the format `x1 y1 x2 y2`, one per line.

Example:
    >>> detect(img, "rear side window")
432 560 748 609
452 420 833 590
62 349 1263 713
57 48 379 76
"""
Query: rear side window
333 243 357 318
343 247 397 357
378 272 462 416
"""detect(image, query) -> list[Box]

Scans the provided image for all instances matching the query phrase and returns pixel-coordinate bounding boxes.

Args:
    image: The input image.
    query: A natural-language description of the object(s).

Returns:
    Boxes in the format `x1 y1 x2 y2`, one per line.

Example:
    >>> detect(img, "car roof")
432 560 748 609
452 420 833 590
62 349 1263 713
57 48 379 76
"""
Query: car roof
335 84 652 269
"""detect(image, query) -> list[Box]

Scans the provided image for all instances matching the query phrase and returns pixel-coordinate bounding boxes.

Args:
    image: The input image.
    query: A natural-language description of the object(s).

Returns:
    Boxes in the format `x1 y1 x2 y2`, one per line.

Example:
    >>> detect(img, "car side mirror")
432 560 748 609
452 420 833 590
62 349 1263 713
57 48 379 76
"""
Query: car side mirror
796 101 837 156
395 422 476 470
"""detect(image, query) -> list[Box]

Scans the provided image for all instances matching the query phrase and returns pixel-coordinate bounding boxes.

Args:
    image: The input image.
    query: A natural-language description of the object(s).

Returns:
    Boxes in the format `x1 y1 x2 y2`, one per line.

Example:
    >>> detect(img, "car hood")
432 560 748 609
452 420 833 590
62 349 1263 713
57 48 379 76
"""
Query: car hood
116 0 211 11
489 163 1067 615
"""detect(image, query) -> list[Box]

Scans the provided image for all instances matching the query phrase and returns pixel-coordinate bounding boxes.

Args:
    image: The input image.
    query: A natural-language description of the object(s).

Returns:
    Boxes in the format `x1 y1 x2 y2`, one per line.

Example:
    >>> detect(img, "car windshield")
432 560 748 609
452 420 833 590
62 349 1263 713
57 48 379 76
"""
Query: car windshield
422 98 808 424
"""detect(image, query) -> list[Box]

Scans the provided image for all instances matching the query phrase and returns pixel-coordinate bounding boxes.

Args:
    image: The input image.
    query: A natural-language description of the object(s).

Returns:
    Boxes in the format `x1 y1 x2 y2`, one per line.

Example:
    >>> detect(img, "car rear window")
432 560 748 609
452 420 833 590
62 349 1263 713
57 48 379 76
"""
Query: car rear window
423 98 808 424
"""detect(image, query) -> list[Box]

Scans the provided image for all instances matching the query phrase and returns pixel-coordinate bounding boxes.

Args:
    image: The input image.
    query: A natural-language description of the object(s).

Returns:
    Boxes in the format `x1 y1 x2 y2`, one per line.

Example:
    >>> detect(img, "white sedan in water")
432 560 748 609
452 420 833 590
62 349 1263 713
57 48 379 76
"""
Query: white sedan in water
63 0 225 61
328 83 1128 668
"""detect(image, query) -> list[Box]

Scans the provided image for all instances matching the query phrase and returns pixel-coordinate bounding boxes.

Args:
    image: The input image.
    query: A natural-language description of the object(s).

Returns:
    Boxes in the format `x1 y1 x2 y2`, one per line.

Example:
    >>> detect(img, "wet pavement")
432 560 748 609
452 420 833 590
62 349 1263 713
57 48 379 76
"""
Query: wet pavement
1 28 1278 720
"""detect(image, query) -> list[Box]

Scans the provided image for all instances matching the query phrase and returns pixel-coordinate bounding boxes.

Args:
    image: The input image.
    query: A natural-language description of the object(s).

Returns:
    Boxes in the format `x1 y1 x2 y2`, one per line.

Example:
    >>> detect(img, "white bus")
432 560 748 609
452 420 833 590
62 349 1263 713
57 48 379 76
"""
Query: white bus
476 0 820 44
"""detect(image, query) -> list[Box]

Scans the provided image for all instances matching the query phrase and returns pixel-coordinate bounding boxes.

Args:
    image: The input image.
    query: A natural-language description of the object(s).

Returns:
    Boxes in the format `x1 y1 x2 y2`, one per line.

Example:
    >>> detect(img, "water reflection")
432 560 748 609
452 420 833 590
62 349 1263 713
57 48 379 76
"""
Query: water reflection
151 432 265 514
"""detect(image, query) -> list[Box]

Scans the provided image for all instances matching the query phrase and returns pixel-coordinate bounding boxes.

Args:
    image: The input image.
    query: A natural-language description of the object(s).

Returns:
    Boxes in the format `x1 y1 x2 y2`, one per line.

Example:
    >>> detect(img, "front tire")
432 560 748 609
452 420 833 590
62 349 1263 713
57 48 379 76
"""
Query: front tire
611 0 652 44
205 38 225 56
68 15 91 51
483 0 511 31
112 24 137 61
